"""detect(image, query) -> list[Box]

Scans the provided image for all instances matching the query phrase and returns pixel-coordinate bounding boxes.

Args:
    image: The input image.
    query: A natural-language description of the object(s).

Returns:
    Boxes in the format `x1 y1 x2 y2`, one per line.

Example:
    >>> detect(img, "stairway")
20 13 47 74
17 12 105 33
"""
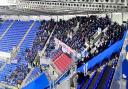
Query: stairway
97 66 111 89
81 77 89 89
17 21 35 50
13 21 35 58
21 68 34 88
0 20 14 40
41 24 57 56
88 71 100 89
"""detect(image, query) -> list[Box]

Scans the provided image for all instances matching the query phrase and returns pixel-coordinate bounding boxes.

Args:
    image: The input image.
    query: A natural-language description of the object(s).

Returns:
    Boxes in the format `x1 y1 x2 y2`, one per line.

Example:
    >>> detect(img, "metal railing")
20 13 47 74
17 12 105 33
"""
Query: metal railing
110 27 128 89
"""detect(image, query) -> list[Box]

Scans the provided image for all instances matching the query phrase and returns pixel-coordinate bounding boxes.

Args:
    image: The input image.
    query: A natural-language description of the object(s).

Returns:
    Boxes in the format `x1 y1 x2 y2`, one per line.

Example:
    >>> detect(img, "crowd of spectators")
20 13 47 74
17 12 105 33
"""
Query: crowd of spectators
0 63 30 87
68 15 111 50
77 17 125 67
21 15 126 87
25 19 56 65
45 17 78 57
44 15 112 59
24 15 126 69
0 15 125 88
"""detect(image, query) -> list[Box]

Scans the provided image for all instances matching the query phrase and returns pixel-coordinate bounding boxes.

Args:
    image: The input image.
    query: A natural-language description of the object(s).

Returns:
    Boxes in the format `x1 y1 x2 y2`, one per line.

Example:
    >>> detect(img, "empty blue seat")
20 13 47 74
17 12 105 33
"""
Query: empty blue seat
0 20 34 53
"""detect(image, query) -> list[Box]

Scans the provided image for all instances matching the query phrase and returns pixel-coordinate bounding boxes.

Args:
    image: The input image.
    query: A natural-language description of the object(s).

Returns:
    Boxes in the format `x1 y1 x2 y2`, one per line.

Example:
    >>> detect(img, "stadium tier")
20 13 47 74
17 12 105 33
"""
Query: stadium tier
17 21 41 56
0 20 33 52
77 52 119 89
0 20 34 60
0 20 41 88
0 14 127 89
0 20 13 37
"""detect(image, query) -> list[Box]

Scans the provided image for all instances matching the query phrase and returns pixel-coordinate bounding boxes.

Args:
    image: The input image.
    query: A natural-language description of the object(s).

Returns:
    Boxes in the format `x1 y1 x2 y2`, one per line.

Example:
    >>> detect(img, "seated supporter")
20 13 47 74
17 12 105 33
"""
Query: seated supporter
0 15 124 88
25 15 126 72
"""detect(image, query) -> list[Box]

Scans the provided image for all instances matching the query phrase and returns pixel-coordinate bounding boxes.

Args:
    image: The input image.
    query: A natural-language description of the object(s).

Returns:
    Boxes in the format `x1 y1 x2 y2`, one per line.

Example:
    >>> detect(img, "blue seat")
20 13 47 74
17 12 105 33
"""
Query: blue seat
0 20 34 53
17 21 40 57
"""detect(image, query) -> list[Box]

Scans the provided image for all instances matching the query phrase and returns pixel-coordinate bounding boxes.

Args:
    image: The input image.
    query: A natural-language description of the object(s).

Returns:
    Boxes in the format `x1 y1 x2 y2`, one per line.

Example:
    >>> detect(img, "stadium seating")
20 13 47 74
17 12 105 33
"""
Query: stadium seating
24 67 41 86
0 63 30 86
0 20 13 36
93 65 107 89
17 21 41 64
104 68 115 89
0 20 39 87
0 20 33 52
0 15 126 89
78 52 120 89
19 15 126 89
84 71 97 89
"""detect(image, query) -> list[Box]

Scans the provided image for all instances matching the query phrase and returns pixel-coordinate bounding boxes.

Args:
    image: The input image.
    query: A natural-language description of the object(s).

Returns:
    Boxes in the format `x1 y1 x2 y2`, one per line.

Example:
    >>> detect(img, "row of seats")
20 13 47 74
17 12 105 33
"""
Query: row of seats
104 68 115 89
24 67 41 86
84 71 97 89
93 65 107 89
80 66 106 89
0 20 33 52
77 52 120 89
0 63 29 86
0 64 18 85
17 21 41 64
18 21 41 56
0 20 13 36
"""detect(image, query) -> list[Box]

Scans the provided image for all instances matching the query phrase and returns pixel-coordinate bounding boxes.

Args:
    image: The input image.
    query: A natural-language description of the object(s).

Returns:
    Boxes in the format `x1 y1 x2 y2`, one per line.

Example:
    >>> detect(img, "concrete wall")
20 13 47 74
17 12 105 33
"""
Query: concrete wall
1 12 128 24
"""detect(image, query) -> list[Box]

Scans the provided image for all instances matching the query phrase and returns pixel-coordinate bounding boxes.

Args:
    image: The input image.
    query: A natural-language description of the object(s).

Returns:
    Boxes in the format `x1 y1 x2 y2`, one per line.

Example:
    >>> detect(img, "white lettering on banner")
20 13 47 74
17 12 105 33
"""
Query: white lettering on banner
54 38 75 54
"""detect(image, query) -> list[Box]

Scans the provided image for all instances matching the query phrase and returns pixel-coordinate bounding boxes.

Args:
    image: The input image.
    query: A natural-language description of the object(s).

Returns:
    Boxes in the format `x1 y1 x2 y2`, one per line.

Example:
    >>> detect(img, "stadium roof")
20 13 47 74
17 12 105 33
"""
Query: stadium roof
0 0 127 15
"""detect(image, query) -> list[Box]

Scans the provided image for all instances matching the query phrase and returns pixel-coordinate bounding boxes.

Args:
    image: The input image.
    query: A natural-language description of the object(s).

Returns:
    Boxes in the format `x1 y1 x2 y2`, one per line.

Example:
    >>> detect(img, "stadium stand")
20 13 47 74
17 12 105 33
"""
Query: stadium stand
0 14 127 89
23 67 42 87
20 15 126 89
0 20 40 88
17 21 41 64
0 20 33 52
0 20 13 37
77 52 120 89
0 63 30 86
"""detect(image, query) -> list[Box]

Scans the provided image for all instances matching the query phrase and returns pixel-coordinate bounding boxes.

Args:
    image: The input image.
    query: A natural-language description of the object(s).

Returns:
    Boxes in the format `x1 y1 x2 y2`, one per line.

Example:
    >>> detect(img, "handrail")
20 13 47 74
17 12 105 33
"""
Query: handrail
40 24 57 56
21 68 34 88
110 30 128 89
12 21 35 59
34 24 57 64
0 20 15 40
